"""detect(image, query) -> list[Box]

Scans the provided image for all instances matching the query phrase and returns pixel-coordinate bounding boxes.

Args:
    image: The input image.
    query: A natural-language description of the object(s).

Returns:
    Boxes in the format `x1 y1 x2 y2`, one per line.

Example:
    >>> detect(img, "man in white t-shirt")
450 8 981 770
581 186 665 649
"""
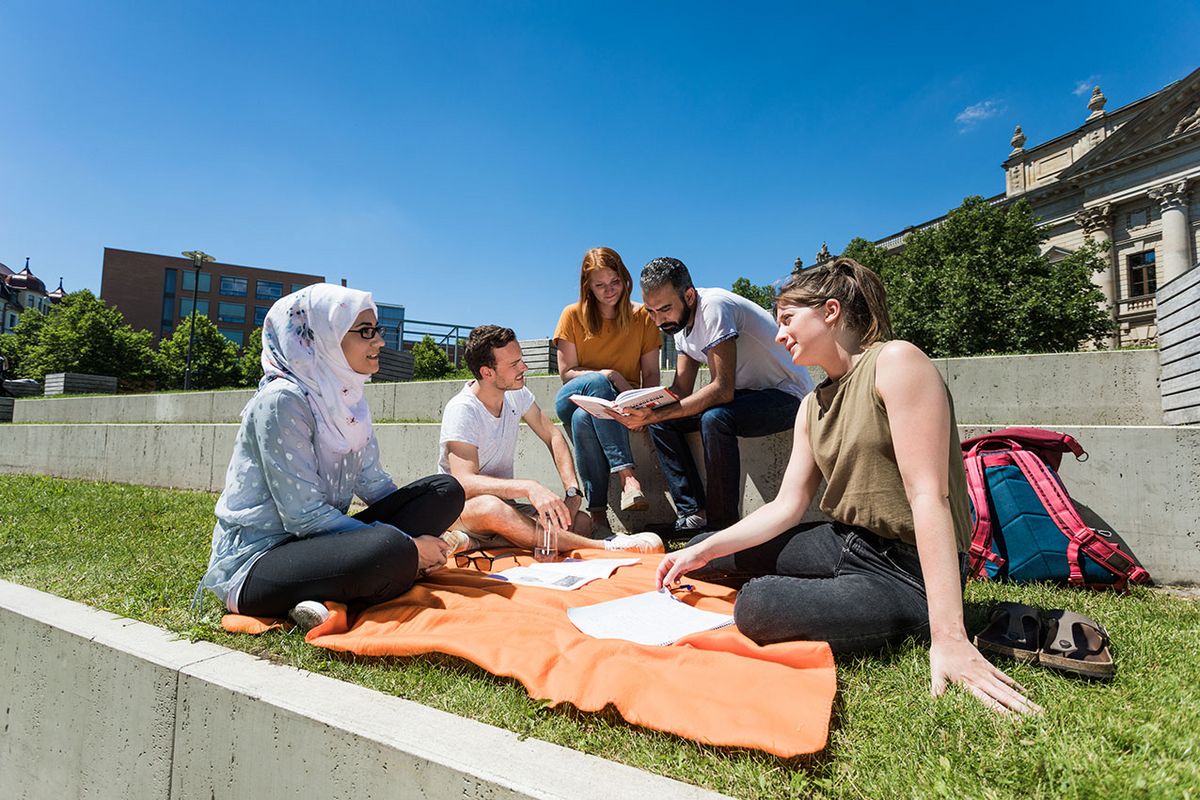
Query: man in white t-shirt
620 258 814 534
438 324 663 553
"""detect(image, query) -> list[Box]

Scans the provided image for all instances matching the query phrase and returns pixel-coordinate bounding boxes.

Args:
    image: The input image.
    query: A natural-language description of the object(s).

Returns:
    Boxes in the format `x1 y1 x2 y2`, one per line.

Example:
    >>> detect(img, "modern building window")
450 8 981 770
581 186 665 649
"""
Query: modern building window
1127 250 1156 298
254 305 270 326
219 328 245 346
220 276 248 297
376 302 406 350
256 280 283 301
182 271 212 293
180 298 210 318
291 283 307 293
218 302 246 324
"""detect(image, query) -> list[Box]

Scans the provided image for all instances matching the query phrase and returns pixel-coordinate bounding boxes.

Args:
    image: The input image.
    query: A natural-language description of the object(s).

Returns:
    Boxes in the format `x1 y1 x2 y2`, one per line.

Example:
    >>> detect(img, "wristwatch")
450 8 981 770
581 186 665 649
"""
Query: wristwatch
565 486 581 500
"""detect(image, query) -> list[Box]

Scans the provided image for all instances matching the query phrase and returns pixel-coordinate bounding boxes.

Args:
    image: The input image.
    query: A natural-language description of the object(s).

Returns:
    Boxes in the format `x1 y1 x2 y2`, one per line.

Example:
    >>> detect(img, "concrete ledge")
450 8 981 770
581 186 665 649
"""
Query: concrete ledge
10 349 1165 426
1 421 1197 583
0 580 728 800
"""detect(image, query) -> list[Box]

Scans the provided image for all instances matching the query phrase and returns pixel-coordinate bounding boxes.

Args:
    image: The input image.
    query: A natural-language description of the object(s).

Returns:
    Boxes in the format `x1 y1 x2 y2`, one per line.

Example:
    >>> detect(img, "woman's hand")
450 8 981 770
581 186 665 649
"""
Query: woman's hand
413 534 451 575
655 545 711 590
930 637 1043 715
601 369 633 394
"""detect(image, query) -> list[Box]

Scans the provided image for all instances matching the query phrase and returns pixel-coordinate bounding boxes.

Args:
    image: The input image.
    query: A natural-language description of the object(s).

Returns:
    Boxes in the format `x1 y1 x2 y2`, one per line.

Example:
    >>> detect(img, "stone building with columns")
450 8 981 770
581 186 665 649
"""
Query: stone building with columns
877 66 1200 346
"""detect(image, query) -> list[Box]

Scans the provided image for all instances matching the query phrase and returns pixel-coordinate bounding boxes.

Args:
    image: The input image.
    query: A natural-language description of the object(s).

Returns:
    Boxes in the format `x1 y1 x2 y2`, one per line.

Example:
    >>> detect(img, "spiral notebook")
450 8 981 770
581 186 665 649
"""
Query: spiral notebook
567 590 735 646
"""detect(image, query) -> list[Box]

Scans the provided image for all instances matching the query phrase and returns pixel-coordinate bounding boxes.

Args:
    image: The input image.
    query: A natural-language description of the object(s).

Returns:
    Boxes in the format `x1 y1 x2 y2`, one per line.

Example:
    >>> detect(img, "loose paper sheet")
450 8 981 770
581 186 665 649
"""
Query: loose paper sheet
567 590 735 646
488 557 640 591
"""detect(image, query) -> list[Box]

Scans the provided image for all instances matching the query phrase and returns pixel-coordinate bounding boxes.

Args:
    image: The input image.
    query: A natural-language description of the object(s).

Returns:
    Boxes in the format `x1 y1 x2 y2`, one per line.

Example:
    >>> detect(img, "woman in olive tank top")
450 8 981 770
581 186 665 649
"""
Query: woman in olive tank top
657 258 1039 715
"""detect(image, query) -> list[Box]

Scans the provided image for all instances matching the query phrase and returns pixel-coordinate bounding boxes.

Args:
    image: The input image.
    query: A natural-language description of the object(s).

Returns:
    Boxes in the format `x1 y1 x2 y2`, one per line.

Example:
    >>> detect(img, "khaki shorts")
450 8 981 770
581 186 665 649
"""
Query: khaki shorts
460 500 539 550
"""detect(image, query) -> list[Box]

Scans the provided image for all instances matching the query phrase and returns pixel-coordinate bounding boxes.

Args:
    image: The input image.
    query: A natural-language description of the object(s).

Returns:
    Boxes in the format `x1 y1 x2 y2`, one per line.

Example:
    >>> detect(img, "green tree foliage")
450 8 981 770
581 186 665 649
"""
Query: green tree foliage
9 290 158 390
239 327 264 387
157 314 242 390
411 334 454 380
730 277 776 310
843 197 1113 357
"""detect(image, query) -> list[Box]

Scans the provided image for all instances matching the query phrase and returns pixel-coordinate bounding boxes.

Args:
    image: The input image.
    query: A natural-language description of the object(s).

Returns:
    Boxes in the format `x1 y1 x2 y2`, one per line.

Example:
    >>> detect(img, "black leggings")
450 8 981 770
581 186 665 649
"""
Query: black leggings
237 474 465 617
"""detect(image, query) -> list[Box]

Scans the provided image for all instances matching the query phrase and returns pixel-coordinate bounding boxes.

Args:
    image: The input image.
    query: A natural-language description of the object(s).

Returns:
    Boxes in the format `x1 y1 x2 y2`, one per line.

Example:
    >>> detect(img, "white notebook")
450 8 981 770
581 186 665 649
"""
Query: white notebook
567 590 735 646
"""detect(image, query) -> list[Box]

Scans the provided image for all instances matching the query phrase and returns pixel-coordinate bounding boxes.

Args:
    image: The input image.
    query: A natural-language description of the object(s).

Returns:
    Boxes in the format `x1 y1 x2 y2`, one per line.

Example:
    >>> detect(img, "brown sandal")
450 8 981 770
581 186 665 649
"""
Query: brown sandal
973 602 1042 664
1039 609 1114 680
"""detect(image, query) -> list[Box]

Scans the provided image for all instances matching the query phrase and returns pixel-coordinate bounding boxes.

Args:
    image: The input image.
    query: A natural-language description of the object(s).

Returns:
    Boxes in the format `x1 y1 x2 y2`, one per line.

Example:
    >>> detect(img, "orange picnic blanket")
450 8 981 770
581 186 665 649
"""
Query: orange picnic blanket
222 549 836 756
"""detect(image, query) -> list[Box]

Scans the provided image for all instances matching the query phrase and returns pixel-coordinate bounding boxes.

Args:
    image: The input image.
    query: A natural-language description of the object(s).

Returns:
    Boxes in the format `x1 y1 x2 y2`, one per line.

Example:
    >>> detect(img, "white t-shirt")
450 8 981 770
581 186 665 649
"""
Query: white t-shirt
675 287 814 399
437 382 537 479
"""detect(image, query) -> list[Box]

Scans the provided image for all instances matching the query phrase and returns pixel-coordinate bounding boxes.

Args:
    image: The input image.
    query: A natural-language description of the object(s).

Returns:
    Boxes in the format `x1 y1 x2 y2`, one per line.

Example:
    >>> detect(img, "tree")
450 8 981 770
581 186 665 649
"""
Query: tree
411 335 454 380
157 314 242 390
12 290 158 390
239 327 264 387
731 277 776 310
845 197 1113 357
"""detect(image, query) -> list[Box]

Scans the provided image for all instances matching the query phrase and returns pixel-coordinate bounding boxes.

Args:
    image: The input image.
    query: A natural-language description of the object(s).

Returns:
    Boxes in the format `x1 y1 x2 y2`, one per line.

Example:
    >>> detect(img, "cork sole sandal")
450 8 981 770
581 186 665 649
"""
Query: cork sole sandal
1039 609 1114 681
973 602 1042 664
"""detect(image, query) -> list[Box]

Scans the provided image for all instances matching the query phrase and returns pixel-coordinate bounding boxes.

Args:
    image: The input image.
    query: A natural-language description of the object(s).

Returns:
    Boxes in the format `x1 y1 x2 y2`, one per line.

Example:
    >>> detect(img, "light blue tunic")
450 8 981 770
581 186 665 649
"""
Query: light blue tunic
196 379 398 612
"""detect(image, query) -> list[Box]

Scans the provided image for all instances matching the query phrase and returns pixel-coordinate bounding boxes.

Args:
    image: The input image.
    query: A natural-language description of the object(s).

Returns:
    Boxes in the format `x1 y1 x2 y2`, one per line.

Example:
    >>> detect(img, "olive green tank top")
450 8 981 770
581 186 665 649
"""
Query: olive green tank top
805 343 971 552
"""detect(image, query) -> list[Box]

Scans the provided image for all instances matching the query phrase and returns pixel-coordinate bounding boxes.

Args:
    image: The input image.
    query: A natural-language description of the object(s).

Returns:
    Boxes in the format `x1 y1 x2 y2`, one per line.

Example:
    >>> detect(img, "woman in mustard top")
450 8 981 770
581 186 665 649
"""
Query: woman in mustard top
657 258 1038 715
554 247 662 530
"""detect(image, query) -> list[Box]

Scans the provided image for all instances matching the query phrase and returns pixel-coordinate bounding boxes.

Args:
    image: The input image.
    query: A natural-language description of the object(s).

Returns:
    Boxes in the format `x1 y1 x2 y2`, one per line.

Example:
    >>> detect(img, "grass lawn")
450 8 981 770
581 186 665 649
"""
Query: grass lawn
1 474 1197 799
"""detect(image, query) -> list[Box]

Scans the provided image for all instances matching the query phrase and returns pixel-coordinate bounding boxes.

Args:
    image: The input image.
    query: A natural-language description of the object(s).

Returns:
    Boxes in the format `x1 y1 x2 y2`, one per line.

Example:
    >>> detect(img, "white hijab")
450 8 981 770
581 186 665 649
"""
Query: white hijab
255 283 377 456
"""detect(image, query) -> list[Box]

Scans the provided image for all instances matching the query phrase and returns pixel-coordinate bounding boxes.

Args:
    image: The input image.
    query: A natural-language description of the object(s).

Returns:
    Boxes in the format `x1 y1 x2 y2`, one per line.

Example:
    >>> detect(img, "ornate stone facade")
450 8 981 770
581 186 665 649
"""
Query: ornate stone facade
878 67 1200 346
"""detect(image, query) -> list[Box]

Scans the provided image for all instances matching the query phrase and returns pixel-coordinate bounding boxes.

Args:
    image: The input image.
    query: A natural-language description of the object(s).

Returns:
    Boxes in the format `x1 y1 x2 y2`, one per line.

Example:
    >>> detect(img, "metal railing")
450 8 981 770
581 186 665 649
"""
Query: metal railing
398 319 476 367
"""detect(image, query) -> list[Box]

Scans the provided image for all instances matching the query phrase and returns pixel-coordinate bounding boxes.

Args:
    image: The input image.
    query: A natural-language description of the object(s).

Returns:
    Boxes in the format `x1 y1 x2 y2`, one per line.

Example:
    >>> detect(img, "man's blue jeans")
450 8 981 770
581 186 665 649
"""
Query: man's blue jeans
554 372 636 511
648 388 800 529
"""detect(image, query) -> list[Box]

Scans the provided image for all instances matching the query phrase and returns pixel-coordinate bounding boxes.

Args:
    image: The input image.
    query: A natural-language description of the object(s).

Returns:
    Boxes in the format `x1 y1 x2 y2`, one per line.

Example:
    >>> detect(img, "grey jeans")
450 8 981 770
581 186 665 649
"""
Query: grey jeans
688 521 966 655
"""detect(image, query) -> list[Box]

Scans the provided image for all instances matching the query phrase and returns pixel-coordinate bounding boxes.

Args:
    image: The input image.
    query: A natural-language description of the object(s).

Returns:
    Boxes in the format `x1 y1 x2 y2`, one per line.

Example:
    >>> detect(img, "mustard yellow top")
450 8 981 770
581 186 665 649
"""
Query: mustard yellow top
553 303 661 388
805 343 971 551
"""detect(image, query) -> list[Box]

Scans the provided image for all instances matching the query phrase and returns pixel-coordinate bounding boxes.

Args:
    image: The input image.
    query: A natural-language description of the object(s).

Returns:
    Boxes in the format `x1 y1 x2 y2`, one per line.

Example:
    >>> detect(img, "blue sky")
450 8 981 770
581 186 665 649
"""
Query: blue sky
2 1 1198 339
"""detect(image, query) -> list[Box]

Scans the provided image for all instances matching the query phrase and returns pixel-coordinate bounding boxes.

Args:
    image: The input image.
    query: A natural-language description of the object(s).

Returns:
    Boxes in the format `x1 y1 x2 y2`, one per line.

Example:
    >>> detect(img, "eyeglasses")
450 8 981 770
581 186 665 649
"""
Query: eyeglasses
454 548 522 571
349 325 388 341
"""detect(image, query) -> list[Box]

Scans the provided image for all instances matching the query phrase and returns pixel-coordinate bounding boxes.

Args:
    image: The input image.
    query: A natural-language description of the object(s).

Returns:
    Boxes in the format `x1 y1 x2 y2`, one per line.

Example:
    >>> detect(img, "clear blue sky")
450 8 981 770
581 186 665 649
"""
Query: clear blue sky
2 1 1197 339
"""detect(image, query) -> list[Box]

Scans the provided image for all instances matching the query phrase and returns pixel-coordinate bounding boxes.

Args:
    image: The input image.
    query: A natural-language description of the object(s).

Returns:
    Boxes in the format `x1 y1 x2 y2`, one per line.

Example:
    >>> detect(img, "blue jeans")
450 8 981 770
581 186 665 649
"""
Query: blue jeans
648 388 800 529
554 372 636 511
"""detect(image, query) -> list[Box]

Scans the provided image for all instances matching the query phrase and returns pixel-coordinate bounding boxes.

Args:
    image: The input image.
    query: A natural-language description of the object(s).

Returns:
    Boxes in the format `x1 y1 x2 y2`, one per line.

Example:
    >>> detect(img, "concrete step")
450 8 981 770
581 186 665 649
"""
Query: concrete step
9 349 1167 426
0 580 727 800
2 419 1196 584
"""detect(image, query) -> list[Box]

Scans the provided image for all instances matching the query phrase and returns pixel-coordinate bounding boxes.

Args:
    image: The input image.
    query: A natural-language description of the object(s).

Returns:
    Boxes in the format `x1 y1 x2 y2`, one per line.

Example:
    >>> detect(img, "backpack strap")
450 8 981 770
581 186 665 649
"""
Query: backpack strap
1008 450 1150 590
962 450 1004 579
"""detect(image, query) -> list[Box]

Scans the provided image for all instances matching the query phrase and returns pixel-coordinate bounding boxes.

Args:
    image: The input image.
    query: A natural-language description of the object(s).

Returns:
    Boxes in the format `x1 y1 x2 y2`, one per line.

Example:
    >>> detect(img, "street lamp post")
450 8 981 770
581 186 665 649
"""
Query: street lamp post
180 250 215 390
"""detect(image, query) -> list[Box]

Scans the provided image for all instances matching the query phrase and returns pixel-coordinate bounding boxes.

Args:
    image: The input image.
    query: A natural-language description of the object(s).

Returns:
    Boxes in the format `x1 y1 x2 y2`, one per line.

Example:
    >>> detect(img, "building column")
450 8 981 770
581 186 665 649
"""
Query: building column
1148 178 1193 286
1075 203 1118 347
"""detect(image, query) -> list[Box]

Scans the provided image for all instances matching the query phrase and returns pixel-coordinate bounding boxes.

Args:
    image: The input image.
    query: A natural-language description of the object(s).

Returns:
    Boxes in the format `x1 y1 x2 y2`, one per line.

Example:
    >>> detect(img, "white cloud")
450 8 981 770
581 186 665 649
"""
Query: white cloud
955 99 1004 131
1074 76 1100 96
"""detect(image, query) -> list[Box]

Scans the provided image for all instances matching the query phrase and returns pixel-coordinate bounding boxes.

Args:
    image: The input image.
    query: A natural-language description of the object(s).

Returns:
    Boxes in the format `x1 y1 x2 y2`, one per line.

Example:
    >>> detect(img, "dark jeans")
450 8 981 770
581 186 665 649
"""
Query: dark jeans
237 474 465 617
689 521 964 655
648 388 800 529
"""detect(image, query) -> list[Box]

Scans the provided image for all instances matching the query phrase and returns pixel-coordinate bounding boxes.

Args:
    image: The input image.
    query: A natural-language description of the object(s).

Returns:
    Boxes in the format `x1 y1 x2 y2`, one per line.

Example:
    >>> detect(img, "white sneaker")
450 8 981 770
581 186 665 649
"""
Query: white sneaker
675 513 708 533
440 530 472 555
288 600 330 632
603 531 666 554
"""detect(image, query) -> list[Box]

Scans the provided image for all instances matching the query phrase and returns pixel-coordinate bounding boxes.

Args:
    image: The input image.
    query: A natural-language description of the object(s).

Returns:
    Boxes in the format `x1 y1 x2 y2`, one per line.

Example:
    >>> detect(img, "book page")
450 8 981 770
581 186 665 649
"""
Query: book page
567 590 734 646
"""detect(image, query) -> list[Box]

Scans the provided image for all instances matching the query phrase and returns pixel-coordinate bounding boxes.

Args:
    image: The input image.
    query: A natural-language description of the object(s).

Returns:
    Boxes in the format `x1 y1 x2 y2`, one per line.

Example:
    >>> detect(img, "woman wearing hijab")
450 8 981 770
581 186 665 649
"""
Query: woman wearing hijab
196 284 465 630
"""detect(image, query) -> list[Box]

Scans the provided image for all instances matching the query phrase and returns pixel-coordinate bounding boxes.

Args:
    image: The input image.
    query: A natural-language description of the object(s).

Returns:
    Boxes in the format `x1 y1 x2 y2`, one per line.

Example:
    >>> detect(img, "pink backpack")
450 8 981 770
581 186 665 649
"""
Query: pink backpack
961 427 1151 591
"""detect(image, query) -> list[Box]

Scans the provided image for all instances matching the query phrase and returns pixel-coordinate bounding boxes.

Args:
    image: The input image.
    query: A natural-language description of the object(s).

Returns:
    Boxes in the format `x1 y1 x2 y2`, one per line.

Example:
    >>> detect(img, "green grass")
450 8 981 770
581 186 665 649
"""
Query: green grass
1 474 1197 799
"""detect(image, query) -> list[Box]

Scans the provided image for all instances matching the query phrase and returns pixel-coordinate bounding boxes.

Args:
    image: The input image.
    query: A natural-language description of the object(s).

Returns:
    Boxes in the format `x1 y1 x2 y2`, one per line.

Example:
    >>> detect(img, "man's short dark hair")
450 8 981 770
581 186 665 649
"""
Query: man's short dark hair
640 257 694 295
464 324 517 379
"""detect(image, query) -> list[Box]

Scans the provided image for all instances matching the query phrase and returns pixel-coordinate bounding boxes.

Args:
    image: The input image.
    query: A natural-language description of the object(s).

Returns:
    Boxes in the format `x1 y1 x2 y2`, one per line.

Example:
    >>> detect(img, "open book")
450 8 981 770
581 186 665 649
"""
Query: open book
570 386 679 420
567 590 735 646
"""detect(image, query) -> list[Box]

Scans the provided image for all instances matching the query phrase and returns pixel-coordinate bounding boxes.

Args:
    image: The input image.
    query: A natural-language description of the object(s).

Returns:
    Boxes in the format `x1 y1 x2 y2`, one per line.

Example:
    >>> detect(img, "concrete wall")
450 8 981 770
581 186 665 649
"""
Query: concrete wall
2 420 1197 584
10 349 1164 426
0 580 727 800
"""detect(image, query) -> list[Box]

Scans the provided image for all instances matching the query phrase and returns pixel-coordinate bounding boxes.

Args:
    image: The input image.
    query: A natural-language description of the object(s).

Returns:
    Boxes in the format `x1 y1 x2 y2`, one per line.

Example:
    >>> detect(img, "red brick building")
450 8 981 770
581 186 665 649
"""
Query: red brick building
100 248 325 346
